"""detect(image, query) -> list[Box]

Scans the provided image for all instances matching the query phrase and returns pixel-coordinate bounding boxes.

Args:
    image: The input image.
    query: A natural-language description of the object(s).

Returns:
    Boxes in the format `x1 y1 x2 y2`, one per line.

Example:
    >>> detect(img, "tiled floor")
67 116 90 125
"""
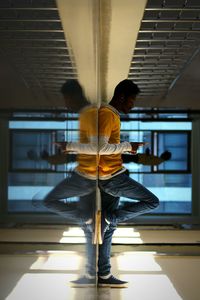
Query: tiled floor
0 250 200 300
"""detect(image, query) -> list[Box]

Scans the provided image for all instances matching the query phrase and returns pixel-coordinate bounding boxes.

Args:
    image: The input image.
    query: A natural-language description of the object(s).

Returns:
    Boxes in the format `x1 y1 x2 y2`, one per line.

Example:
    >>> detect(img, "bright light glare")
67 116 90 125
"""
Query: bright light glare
59 228 86 243
5 273 77 300
30 253 82 271
59 237 86 243
117 252 162 272
112 237 143 243
112 227 143 244
62 228 84 237
121 274 182 300
60 227 143 243
113 227 139 237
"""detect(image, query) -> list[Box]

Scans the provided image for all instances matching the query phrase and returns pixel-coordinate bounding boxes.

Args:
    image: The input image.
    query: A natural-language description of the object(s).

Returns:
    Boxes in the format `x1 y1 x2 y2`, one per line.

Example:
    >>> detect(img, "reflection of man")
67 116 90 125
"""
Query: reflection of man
44 80 107 286
44 80 97 226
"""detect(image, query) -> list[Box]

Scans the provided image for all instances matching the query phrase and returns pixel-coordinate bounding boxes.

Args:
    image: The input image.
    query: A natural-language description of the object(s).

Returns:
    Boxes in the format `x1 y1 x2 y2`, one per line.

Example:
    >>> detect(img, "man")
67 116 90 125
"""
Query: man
44 80 97 225
43 80 100 286
62 79 159 287
97 80 159 226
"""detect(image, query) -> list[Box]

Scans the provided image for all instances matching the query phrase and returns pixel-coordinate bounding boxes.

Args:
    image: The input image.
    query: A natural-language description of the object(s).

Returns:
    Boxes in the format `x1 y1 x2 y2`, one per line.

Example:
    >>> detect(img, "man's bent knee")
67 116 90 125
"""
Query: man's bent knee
43 195 53 209
150 195 159 209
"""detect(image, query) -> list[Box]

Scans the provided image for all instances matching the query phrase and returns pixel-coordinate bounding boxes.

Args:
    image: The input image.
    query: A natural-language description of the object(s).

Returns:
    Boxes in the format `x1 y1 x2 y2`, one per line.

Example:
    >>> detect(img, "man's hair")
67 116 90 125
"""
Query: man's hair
60 79 84 98
114 79 140 98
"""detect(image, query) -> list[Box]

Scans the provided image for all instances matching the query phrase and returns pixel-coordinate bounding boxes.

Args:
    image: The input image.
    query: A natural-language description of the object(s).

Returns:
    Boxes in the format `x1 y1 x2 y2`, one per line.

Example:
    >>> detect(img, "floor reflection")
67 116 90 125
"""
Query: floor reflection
0 251 200 300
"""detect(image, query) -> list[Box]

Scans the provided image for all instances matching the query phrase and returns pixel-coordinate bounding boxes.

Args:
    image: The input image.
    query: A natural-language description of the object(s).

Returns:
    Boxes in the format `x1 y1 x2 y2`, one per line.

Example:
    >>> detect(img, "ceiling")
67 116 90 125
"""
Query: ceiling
0 0 200 109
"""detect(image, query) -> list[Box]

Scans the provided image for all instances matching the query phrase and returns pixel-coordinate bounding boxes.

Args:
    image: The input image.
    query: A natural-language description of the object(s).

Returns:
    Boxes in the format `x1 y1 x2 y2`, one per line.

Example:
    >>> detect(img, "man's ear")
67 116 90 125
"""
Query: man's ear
119 94 125 103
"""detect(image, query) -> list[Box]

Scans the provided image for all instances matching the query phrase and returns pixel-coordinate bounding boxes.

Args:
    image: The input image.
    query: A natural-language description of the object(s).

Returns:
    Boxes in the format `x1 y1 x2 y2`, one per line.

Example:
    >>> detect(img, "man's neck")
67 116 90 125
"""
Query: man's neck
109 98 121 113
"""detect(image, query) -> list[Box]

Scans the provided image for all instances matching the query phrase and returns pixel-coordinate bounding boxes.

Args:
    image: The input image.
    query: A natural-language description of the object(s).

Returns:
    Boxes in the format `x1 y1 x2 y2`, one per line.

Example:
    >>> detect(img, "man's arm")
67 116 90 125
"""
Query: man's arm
98 136 132 154
56 139 144 155
55 137 98 154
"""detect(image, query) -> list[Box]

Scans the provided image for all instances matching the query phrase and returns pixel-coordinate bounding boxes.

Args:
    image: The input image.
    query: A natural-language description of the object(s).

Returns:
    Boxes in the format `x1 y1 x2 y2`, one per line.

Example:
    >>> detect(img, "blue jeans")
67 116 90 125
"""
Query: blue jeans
44 171 159 276
96 191 119 276
91 172 159 276
99 172 159 225
84 191 119 276
85 224 117 277
44 172 96 223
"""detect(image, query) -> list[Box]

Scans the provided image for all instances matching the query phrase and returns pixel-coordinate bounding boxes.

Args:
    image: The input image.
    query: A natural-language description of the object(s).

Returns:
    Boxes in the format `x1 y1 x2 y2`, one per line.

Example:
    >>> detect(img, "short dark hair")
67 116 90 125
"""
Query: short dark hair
114 79 140 98
60 79 84 98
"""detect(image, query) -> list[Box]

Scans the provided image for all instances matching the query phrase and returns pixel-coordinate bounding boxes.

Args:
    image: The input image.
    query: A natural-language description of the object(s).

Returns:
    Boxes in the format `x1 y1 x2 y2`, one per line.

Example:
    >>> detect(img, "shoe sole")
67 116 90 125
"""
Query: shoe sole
98 283 128 288
70 283 96 288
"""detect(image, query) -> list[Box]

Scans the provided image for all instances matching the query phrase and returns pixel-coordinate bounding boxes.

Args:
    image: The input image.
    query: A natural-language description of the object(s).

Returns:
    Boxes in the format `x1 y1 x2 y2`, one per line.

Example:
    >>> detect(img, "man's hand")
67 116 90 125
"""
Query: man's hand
53 141 68 152
129 142 147 154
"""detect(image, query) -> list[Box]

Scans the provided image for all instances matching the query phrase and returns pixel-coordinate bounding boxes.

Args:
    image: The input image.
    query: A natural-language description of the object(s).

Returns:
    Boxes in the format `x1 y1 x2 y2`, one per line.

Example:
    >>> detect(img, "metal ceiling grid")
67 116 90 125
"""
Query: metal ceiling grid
128 0 200 99
0 0 77 95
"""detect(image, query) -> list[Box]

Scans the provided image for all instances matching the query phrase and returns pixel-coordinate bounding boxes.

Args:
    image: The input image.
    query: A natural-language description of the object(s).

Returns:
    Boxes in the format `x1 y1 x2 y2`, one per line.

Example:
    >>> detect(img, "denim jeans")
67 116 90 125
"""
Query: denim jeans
44 171 159 276
44 172 117 276
99 172 159 225
44 172 96 223
98 191 119 276
90 172 159 276
85 224 117 277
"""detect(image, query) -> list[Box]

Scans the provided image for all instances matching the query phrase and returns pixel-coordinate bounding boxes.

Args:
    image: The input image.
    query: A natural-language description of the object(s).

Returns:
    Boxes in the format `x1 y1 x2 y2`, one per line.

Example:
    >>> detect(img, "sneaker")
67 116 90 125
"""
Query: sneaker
70 275 96 287
98 275 128 288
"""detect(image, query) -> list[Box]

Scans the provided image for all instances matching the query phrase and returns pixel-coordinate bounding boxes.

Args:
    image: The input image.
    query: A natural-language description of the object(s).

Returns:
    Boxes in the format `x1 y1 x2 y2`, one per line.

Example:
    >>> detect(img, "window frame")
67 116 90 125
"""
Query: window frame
0 112 198 225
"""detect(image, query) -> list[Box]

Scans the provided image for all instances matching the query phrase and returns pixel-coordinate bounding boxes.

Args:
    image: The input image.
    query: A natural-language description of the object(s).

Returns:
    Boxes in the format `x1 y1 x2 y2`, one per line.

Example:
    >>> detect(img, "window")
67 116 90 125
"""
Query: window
120 119 192 214
8 118 78 213
7 114 192 216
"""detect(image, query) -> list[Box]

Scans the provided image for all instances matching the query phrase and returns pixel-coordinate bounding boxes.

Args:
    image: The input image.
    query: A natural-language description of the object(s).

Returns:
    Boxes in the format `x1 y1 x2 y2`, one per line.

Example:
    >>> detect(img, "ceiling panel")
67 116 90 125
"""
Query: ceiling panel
0 0 77 108
128 0 200 108
1 0 200 109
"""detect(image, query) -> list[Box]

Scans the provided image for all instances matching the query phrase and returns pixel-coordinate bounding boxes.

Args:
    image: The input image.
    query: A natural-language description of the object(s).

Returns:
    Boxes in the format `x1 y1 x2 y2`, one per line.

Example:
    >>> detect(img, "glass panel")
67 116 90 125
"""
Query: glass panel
8 172 68 213
121 120 191 131
122 131 152 173
11 131 55 171
10 130 78 172
10 120 79 131
158 132 189 171
121 173 192 214
3 0 100 290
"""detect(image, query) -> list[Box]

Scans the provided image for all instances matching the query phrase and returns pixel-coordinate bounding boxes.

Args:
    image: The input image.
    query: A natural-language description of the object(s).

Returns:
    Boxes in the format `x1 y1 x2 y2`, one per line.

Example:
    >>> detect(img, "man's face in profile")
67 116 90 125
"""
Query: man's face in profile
64 94 81 113
120 94 137 114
